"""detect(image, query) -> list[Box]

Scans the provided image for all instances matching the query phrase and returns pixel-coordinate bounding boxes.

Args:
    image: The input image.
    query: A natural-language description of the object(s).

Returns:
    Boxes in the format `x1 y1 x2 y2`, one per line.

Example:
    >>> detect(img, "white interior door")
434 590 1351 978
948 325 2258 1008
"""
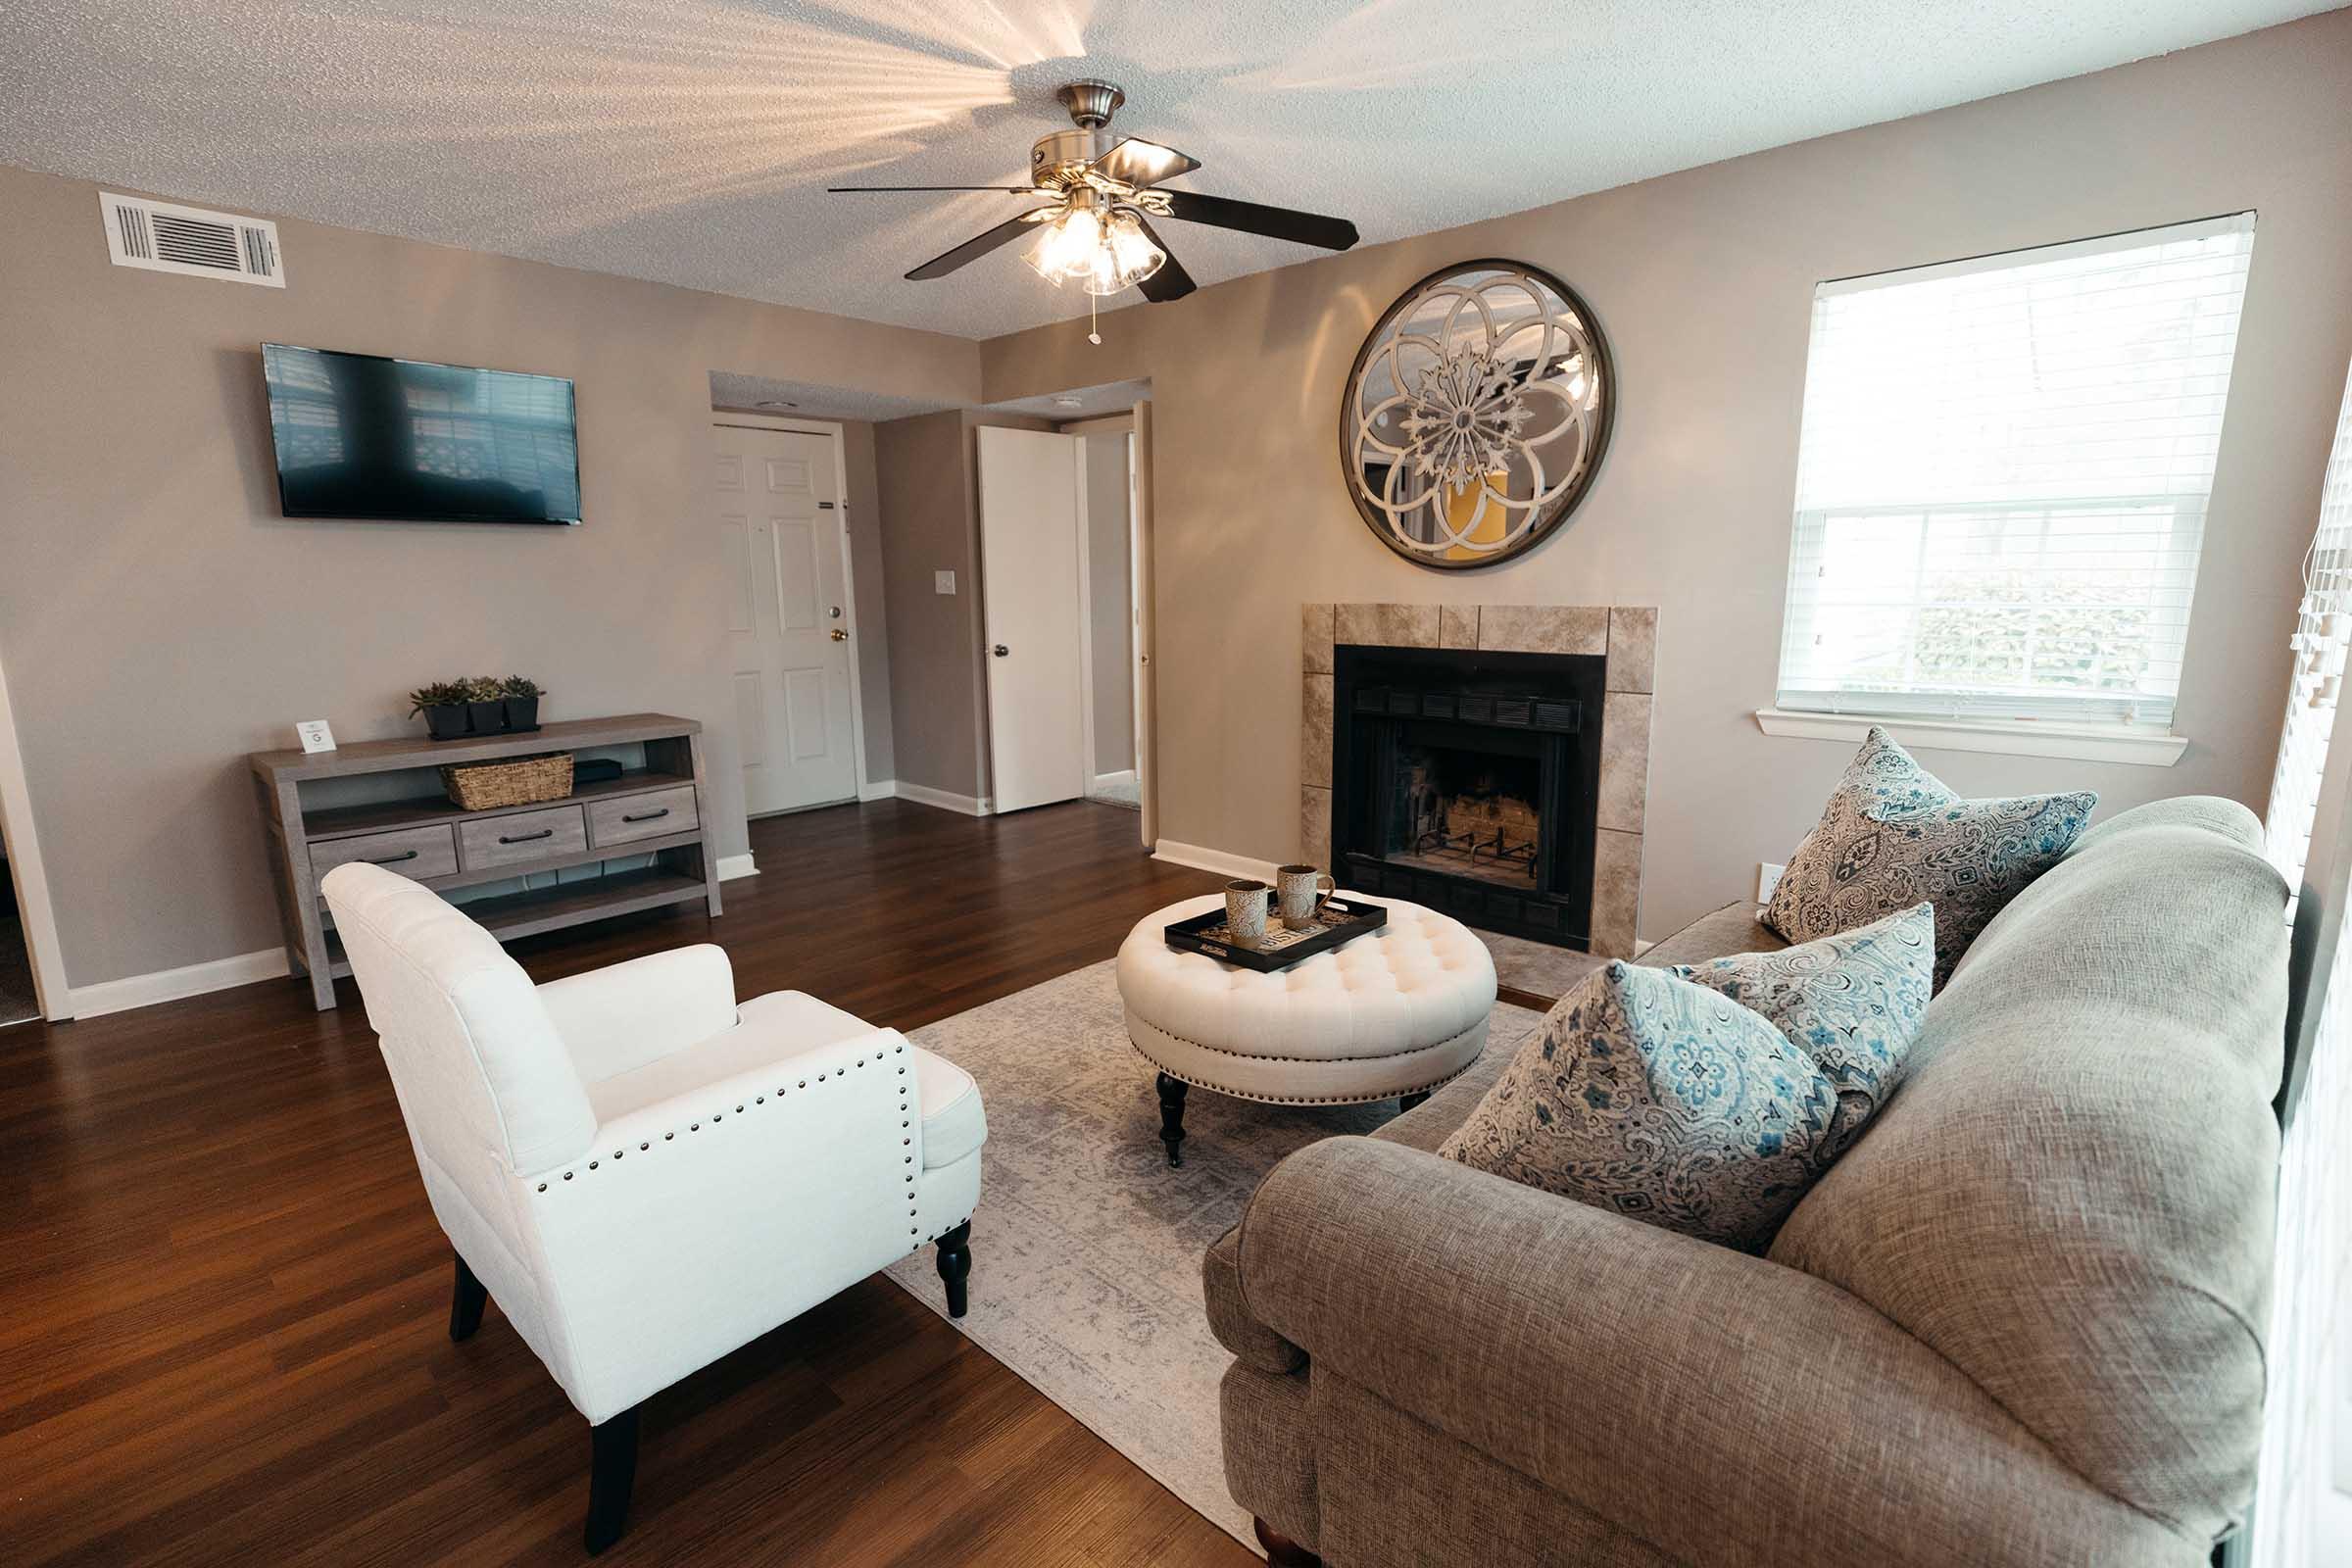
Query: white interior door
978 427 1087 813
714 424 858 815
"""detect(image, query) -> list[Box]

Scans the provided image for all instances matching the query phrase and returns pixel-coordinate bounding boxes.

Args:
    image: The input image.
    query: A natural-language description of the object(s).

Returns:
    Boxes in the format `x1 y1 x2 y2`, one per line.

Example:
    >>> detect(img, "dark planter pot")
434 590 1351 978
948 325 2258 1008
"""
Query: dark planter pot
466 700 507 734
503 696 540 731
423 704 469 741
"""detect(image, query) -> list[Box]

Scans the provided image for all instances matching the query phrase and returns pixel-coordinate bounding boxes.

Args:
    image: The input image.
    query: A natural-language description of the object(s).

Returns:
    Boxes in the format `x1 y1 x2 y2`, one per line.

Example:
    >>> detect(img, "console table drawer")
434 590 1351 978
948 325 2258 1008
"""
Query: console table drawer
310 824 460 881
460 805 588 870
587 785 700 848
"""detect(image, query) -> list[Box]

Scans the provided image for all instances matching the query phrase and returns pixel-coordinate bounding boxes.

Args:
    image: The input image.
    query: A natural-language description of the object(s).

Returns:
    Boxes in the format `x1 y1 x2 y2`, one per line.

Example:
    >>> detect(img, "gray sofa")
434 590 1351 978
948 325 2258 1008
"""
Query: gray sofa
1206 797 2288 1566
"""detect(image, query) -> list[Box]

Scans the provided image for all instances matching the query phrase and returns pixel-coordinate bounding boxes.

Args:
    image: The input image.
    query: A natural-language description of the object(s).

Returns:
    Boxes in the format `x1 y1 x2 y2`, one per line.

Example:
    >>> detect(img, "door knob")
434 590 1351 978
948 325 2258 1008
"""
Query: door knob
993 644 1009 657
830 628 848 642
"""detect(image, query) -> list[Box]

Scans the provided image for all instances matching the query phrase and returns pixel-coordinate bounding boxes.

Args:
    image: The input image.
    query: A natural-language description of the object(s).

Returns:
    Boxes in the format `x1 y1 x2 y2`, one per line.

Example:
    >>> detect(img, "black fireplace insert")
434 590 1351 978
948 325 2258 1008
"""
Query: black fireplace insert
1331 643 1605 947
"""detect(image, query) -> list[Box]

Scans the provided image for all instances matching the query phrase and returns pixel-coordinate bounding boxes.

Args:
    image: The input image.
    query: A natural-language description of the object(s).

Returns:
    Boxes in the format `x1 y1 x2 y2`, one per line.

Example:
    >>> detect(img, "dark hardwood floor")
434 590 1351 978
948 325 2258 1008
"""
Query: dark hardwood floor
0 798 1254 1567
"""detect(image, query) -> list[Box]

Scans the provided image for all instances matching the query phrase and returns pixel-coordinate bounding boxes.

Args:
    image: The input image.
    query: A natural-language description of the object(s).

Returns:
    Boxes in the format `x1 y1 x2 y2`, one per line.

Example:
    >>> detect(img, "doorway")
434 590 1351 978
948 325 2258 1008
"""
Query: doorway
976 425 1089 813
1075 421 1142 812
0 650 67 1024
712 421 863 816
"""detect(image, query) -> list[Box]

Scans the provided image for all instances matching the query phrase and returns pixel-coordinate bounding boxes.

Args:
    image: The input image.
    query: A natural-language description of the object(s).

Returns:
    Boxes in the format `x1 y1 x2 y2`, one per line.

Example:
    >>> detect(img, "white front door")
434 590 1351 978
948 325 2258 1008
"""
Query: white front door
977 426 1087 813
714 425 858 815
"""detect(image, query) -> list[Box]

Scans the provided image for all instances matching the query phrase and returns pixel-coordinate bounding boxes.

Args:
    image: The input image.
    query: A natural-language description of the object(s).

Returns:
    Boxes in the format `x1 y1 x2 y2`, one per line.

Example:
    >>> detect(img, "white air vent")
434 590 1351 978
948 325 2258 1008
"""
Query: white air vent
99 192 285 288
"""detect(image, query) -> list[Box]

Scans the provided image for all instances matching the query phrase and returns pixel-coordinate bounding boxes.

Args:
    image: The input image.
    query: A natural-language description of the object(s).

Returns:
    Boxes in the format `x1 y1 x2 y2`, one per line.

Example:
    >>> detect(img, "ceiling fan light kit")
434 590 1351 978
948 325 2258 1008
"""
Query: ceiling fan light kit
830 78 1360 333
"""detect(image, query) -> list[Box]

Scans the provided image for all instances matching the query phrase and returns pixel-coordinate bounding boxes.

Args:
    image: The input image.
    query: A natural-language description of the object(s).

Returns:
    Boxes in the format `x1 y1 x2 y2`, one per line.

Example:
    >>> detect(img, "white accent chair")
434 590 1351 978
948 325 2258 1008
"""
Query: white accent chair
320 862 986 1553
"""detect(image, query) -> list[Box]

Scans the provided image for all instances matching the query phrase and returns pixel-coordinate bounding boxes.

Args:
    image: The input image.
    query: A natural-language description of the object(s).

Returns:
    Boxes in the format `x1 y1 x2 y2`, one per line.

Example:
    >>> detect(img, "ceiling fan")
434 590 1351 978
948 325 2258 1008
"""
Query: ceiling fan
829 79 1359 308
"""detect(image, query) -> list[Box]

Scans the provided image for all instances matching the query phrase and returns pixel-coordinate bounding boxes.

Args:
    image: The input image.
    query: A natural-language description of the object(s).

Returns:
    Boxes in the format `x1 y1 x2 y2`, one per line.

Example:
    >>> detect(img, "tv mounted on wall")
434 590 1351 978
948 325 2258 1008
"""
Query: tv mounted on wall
261 343 582 524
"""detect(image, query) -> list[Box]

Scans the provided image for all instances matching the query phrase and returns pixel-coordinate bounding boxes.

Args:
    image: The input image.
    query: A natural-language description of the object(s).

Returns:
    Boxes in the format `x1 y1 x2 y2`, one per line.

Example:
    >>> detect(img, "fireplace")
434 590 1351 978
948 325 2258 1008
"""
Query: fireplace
1332 644 1604 946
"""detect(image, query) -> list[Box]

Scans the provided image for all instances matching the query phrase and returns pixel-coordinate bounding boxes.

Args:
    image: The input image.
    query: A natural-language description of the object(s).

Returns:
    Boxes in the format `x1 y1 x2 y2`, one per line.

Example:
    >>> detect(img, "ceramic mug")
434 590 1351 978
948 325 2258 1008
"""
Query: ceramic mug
1224 879 1270 946
1276 864 1338 926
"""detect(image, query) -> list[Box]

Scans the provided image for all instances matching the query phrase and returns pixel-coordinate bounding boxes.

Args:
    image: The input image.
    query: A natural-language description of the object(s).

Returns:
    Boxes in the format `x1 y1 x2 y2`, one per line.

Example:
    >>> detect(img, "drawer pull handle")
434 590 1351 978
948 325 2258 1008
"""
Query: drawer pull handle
621 808 672 824
499 828 557 845
366 850 419 865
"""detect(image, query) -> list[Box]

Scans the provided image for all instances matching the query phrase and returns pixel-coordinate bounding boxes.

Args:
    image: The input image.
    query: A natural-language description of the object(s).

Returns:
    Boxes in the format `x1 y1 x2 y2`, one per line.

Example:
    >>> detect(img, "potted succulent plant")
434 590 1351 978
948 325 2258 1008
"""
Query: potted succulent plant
409 680 471 741
463 676 508 735
500 674 543 732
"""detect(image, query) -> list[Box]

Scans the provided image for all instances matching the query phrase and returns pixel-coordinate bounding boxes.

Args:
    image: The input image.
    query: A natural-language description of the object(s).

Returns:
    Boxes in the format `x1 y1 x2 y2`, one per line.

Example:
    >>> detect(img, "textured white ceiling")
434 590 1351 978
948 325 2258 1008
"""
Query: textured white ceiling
2 1 2335 340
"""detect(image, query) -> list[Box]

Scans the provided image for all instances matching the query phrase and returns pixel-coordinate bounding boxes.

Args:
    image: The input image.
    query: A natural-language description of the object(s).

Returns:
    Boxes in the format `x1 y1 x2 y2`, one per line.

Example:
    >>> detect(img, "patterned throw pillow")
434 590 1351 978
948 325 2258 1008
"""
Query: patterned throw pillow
1669 903 1933 1158
1438 962 1840 1253
1764 727 2094 989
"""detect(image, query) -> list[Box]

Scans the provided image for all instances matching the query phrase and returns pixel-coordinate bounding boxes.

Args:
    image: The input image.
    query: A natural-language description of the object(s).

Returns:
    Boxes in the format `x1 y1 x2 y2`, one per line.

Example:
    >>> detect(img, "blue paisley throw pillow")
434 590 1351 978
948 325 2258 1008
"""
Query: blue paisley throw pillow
1438 962 1840 1253
1670 903 1933 1159
1764 726 2093 989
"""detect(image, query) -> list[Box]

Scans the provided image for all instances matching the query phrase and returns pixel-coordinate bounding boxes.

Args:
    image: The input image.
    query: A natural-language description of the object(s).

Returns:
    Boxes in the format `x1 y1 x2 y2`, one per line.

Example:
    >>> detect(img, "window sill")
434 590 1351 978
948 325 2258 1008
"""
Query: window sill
1752 708 2187 767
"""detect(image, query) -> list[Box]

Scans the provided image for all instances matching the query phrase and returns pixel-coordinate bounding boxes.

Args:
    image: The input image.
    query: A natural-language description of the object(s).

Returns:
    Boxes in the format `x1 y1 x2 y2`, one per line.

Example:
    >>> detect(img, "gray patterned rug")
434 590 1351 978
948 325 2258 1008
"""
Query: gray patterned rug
884 959 1543 1546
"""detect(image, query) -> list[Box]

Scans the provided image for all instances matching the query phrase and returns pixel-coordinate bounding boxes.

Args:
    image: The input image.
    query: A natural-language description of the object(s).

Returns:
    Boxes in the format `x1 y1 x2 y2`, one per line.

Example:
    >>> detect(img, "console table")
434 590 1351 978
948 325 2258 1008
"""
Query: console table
250 713 721 1009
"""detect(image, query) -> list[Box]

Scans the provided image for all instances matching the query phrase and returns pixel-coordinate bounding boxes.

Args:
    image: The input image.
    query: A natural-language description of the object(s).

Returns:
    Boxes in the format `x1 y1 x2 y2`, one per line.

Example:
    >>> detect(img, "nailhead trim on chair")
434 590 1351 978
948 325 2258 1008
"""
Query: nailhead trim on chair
534 1042 913 1195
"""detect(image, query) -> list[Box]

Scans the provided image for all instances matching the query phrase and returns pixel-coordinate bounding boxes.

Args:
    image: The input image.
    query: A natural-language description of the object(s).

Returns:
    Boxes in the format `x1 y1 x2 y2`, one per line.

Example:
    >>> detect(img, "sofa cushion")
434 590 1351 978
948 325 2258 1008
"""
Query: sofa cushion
1669 903 1934 1157
1767 796 2288 1541
1764 726 2094 988
1438 962 1839 1251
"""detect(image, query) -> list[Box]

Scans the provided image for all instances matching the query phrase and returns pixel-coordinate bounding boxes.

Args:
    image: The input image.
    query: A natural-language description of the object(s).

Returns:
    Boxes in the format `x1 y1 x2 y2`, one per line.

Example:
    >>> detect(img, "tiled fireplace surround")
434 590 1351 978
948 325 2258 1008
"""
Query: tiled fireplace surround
1302 603 1657 957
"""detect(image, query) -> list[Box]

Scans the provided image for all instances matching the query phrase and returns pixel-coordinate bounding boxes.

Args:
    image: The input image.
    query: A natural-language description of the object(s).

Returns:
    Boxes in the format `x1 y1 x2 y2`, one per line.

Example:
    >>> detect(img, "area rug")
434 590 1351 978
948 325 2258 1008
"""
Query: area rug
883 959 1542 1546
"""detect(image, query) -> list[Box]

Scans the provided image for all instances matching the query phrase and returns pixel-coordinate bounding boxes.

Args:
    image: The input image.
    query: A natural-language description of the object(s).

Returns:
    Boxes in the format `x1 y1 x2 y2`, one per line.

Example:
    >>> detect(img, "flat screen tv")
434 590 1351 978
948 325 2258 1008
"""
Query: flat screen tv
262 343 582 524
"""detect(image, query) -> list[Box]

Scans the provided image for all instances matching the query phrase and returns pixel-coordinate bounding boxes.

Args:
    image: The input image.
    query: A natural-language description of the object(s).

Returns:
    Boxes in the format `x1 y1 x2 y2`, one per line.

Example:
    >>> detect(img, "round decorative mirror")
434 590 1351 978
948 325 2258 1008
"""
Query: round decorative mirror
1340 260 1614 569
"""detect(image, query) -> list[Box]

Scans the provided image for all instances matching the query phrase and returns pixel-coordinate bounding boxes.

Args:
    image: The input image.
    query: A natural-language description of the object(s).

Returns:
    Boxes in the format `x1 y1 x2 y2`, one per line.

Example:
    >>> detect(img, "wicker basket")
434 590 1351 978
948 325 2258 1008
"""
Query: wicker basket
441 753 574 811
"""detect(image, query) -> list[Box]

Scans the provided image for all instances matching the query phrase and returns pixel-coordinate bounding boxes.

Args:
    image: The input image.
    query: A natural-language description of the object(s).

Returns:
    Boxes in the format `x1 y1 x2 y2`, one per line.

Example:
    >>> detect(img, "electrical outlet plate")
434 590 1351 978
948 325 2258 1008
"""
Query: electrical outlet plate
935 570 956 594
1757 861 1786 904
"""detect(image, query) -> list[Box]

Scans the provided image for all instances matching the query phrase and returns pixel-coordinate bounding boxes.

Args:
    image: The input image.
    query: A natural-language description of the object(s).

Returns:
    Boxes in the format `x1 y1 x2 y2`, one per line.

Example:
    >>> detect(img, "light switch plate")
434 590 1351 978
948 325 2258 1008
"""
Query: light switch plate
1757 861 1785 905
935 570 956 595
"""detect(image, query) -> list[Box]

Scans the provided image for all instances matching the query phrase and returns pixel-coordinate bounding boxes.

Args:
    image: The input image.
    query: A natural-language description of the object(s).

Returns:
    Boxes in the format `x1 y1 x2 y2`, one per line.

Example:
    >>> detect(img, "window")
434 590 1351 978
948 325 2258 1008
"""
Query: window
1775 214 2256 730
2254 357 2352 1568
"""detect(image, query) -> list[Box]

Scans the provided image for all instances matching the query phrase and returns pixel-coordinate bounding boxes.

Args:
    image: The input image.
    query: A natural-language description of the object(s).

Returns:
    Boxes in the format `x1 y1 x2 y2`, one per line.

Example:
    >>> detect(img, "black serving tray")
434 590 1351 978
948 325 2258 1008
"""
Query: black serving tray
1164 896 1389 971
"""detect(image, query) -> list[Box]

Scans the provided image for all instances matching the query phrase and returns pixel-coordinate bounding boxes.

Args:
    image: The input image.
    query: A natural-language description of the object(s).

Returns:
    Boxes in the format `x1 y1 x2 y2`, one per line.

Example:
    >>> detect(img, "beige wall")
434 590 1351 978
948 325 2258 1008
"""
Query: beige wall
872 408 1055 802
979 13 2352 940
0 162 979 989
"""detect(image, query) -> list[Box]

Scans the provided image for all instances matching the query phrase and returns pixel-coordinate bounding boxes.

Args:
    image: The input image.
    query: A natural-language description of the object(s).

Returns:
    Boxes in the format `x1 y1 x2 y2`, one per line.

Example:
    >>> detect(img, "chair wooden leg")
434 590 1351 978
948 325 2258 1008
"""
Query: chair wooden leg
584 1406 640 1555
1254 1517 1323 1566
935 1221 973 1319
448 1252 487 1343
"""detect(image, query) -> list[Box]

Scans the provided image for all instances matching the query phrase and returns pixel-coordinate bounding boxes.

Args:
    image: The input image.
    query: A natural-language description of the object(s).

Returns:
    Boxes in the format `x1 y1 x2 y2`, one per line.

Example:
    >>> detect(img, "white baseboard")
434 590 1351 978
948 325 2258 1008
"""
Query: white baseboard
69 948 289 1020
716 854 759 881
1090 768 1137 792
895 781 994 816
857 777 898 803
1151 839 1281 883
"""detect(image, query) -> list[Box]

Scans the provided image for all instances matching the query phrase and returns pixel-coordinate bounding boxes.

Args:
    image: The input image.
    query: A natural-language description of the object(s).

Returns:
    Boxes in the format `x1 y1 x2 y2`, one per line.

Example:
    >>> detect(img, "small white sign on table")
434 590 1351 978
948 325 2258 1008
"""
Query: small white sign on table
294 719 337 755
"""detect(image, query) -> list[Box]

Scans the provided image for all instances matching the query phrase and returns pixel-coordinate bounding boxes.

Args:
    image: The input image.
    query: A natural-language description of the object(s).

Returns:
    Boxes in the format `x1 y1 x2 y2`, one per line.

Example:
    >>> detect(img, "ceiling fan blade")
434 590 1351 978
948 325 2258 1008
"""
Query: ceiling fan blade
1090 138 1200 189
829 185 1040 194
906 213 1051 280
1159 191 1357 251
1134 218 1195 303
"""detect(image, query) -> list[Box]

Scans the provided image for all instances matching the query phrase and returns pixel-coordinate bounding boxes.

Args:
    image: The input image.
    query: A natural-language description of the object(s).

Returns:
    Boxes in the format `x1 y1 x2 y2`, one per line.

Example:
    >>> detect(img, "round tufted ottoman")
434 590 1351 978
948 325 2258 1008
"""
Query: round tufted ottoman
1114 893 1498 1165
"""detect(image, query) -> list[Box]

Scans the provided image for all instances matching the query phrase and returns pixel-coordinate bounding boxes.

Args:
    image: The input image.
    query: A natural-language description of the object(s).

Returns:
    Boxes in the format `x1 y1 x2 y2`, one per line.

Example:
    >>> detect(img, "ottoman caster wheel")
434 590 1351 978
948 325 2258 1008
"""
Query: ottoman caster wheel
1155 1072 1188 1167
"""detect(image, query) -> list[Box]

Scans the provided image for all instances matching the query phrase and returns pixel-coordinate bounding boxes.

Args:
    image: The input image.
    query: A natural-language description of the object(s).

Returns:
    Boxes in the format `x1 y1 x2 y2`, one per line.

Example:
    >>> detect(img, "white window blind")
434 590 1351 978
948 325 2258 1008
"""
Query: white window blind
2253 356 2352 1568
1777 213 2256 726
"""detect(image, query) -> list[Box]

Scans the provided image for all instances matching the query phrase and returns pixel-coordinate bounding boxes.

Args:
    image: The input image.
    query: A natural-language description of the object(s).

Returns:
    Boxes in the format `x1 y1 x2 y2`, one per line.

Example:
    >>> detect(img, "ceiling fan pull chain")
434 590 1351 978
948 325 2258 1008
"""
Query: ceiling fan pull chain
1089 290 1102 347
